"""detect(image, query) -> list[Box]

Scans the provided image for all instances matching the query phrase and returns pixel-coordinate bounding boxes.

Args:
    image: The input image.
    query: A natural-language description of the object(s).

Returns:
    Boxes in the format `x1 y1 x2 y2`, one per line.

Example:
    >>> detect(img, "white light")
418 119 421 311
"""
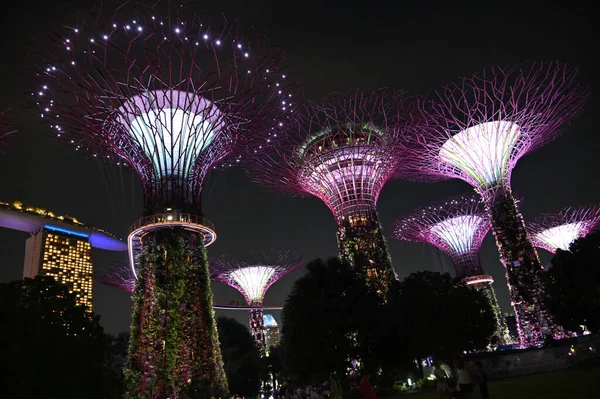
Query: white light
113 24 117 28
429 215 486 255
237 43 242 48
175 28 180 33
117 90 223 179
229 266 277 302
215 40 221 45
244 52 249 57
126 25 131 30
137 26 142 32
103 35 108 40
439 121 520 187
74 29 79 33
203 34 208 39
535 222 586 252
90 38 94 43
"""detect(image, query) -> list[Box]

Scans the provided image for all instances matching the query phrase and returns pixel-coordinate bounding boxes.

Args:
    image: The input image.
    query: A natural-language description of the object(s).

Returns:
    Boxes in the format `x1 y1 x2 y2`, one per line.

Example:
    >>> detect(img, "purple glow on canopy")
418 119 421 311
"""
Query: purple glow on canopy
246 89 412 220
529 204 600 254
400 63 588 348
36 3 295 214
246 90 418 295
210 250 304 305
403 63 588 192
393 194 490 278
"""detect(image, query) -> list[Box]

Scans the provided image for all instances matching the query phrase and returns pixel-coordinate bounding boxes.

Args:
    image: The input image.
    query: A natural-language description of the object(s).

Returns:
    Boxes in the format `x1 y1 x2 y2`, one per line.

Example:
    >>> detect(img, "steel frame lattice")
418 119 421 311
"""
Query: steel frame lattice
246 89 415 296
402 63 588 348
34 1 294 397
0 109 15 149
394 194 491 278
210 250 304 352
529 204 600 254
393 194 510 344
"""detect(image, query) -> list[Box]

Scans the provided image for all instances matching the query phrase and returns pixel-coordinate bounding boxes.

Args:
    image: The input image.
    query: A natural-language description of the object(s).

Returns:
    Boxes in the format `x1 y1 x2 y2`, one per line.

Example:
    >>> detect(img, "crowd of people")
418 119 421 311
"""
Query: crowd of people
275 372 376 399
433 357 489 399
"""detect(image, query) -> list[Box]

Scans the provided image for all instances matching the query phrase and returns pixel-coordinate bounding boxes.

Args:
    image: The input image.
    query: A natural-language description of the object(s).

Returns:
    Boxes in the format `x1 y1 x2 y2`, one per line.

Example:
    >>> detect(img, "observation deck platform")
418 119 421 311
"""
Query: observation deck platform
128 212 216 275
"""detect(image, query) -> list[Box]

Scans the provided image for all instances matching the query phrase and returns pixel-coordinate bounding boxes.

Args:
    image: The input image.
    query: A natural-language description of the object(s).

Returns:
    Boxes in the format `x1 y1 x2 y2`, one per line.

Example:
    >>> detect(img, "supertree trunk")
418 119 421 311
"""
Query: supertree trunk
337 208 396 297
124 229 228 398
249 307 266 353
468 280 511 345
483 185 554 347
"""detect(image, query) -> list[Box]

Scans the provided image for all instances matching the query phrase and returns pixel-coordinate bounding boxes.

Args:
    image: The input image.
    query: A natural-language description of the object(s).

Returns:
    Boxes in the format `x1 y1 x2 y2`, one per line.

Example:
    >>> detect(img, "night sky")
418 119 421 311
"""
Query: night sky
0 0 597 334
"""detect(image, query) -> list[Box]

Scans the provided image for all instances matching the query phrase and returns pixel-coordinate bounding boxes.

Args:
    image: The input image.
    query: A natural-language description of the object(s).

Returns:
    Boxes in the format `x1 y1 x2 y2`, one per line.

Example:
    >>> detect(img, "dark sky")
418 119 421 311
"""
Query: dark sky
0 0 597 334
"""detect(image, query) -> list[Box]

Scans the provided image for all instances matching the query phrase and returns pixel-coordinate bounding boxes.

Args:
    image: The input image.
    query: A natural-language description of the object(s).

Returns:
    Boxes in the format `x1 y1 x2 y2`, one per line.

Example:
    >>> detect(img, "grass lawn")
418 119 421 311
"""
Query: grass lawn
400 367 600 399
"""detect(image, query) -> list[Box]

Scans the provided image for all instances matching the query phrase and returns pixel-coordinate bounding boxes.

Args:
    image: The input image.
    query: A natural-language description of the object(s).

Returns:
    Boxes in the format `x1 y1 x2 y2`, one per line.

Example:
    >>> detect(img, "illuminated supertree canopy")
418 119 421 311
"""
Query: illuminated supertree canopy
393 194 510 344
529 204 600 254
394 194 490 278
246 89 415 297
34 1 294 397
211 250 304 351
402 63 588 348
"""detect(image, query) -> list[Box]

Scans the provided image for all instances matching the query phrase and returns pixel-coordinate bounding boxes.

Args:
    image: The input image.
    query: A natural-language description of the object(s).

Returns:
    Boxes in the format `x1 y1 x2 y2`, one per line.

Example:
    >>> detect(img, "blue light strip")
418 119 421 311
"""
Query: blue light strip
44 225 89 239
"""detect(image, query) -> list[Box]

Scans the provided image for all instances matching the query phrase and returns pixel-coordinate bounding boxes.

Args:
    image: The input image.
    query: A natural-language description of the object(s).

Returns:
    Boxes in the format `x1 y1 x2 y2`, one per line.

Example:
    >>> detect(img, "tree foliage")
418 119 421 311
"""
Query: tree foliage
0 276 121 399
281 260 495 385
217 316 262 398
544 231 600 333
391 271 496 363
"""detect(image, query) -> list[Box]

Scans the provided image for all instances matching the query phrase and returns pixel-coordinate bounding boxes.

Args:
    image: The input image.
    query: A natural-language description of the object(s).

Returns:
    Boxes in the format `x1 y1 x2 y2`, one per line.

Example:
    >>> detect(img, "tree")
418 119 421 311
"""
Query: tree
217 316 262 398
392 271 496 373
544 231 600 333
280 257 381 384
0 276 121 399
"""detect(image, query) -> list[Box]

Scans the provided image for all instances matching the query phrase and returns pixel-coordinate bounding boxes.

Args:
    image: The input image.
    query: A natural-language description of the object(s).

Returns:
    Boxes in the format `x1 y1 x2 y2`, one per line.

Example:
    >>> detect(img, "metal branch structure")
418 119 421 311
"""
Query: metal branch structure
246 90 415 297
402 63 588 348
34 1 293 397
0 109 16 149
393 194 510 344
210 250 304 352
529 204 600 254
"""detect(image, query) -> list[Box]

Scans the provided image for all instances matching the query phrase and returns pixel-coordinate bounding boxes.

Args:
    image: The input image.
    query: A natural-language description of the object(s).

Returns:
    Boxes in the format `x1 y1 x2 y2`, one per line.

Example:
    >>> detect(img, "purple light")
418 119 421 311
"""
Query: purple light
400 63 588 348
211 250 304 306
528 204 600 254
393 194 490 279
246 90 416 295
211 250 304 351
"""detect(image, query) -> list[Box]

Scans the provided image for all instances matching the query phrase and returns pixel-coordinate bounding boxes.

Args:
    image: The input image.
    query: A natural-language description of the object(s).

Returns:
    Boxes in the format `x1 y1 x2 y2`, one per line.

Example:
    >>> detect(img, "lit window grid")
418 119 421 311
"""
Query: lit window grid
41 233 93 311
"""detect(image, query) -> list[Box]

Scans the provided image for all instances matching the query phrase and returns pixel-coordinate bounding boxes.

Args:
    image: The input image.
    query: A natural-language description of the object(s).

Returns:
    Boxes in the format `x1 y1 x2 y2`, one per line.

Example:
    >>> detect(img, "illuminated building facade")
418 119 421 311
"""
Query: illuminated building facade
24 226 93 311
263 314 280 349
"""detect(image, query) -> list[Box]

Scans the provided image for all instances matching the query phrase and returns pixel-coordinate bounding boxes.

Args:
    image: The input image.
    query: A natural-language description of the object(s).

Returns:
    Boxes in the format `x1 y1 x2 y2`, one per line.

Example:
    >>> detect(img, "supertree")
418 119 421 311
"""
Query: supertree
393 194 510 344
246 90 413 297
402 63 588 347
529 204 600 254
34 1 293 397
210 250 304 352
